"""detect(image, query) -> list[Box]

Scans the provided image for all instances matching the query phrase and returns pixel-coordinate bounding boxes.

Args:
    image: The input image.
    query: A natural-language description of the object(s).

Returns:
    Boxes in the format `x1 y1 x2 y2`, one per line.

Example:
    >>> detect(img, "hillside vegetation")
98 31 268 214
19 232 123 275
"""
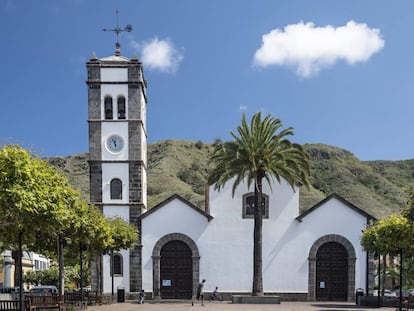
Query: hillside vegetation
45 140 414 219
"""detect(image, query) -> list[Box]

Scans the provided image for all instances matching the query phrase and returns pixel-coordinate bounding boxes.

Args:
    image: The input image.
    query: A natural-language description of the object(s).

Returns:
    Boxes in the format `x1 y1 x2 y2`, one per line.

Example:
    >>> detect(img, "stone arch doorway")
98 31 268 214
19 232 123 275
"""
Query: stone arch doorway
160 240 192 298
152 233 200 300
308 234 356 301
316 242 348 301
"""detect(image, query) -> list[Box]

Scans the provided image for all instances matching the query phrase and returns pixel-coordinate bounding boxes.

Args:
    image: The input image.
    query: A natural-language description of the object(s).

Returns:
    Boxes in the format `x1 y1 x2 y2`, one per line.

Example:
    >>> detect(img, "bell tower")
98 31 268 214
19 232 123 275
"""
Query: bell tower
86 36 147 293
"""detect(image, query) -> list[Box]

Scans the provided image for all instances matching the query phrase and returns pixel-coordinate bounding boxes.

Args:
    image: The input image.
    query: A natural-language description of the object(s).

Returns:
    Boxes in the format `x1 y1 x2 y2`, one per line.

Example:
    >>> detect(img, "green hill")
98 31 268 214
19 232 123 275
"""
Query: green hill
45 140 414 219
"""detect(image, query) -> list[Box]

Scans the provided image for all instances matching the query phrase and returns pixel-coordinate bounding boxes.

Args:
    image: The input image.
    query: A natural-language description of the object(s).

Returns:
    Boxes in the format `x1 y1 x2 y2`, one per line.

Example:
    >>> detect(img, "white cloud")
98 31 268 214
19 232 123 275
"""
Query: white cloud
253 20 385 78
132 37 184 74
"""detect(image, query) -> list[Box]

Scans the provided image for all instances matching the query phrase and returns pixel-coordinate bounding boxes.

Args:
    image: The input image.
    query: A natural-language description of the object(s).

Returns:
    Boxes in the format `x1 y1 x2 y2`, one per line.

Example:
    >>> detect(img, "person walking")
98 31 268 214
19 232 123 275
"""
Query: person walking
138 289 145 304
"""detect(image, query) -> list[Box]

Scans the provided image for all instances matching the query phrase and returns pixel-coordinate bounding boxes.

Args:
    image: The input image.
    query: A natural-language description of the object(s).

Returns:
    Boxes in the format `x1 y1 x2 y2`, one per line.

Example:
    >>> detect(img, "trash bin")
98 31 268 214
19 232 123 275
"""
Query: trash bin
356 288 364 305
117 286 125 303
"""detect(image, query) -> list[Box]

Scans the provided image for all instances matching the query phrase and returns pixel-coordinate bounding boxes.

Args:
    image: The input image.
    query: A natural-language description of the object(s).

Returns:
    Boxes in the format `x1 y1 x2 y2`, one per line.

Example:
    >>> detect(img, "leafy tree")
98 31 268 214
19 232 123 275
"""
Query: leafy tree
362 187 414 256
0 145 80 247
0 145 80 303
401 186 414 222
0 145 138 295
105 217 138 253
361 215 414 256
208 112 310 295
386 257 414 289
361 187 414 309
24 266 80 289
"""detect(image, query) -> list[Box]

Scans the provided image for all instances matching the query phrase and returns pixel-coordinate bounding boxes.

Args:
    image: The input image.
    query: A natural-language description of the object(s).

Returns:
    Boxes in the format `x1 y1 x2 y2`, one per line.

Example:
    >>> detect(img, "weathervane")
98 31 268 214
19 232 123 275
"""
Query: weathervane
102 9 132 54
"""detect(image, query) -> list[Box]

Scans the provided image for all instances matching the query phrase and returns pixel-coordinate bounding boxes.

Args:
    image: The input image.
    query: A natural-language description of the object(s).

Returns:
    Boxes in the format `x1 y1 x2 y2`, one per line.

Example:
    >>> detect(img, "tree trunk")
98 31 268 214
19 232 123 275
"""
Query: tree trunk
398 249 403 311
252 174 264 296
382 257 386 296
18 231 23 311
58 236 64 296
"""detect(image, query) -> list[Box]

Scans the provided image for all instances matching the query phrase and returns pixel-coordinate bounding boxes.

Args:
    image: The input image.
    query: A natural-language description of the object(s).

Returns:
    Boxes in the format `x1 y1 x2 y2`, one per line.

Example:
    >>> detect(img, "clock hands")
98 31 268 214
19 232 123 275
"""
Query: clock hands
107 135 123 152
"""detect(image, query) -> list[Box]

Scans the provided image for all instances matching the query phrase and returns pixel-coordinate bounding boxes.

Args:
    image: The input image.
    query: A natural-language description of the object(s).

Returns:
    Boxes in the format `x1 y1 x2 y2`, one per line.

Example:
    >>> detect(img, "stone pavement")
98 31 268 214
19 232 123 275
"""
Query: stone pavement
86 301 396 311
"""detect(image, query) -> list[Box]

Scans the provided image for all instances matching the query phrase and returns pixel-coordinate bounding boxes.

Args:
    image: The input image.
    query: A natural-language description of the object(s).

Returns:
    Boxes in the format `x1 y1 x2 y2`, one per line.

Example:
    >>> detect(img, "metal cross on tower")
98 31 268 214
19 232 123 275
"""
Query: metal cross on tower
102 9 132 54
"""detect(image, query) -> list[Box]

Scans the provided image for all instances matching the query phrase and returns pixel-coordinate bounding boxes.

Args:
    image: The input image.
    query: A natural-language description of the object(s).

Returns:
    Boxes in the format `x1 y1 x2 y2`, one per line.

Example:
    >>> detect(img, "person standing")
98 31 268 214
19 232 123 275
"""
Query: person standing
196 279 206 306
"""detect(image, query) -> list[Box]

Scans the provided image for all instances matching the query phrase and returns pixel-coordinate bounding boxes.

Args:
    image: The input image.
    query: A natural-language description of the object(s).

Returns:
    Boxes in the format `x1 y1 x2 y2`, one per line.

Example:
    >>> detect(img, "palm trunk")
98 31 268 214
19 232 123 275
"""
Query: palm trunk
252 174 264 296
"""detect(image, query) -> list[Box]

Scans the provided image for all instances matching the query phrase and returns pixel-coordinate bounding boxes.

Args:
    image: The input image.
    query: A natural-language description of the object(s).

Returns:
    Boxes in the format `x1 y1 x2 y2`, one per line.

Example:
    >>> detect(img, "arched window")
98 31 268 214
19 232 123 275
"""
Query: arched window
110 178 122 200
242 193 269 219
117 96 126 119
104 96 113 120
111 253 123 276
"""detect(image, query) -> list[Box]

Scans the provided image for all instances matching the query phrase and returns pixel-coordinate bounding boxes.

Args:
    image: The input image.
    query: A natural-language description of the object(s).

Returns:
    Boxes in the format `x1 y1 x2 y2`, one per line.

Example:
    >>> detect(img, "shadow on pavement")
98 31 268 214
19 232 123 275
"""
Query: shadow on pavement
311 303 380 310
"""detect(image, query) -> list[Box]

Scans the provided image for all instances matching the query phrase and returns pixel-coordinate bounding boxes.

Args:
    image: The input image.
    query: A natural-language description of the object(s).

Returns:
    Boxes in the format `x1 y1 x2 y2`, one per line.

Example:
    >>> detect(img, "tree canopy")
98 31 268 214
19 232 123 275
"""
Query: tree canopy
0 145 138 289
361 187 414 257
209 112 310 194
0 145 79 250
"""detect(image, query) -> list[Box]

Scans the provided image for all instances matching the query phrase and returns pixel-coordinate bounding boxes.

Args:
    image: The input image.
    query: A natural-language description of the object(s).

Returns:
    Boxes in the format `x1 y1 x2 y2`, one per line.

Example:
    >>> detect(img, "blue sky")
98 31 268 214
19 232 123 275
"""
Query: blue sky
0 0 412 161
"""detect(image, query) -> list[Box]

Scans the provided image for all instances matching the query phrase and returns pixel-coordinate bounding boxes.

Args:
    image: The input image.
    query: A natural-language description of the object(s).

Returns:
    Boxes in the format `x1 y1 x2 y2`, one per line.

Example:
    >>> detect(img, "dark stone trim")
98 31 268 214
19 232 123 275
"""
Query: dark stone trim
88 119 144 123
308 234 356 302
297 193 376 222
86 81 144 86
91 203 143 206
90 202 144 206
242 192 269 219
151 233 200 301
87 159 146 169
140 194 212 221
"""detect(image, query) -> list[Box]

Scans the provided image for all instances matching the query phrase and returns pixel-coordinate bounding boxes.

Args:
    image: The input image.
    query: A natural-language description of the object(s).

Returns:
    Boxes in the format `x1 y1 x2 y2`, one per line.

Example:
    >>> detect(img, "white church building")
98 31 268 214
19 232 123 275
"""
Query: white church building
140 183 375 301
86 46 375 301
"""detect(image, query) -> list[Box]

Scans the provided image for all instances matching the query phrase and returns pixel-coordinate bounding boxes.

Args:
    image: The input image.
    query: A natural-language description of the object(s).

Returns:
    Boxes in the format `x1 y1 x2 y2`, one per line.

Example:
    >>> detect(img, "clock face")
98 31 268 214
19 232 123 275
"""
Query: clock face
106 135 124 153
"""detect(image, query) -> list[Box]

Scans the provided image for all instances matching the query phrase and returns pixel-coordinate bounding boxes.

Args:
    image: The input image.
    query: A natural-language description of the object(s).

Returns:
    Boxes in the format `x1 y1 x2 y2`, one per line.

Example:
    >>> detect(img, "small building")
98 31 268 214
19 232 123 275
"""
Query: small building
0 251 50 289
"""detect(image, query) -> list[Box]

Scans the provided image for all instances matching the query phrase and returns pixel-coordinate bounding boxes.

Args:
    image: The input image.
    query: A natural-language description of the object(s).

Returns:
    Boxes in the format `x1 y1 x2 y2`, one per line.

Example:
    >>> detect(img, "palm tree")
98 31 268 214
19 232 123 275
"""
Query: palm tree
208 112 310 296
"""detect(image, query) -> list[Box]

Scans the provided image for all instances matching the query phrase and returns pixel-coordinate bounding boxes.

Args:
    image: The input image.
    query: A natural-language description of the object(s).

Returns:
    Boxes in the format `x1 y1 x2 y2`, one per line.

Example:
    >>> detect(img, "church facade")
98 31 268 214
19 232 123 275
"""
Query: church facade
87 49 375 301
140 182 375 301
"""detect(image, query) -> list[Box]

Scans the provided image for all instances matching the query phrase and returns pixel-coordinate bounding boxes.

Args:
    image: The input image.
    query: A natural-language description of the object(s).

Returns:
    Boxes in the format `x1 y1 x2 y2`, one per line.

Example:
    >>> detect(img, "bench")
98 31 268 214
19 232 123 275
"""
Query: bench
25 295 63 311
64 291 102 307
63 293 87 309
0 300 34 311
85 291 102 305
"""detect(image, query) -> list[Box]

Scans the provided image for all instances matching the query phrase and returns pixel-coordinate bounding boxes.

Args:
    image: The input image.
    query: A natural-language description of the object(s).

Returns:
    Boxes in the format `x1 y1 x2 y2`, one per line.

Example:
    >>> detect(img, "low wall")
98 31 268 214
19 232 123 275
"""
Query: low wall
232 295 281 304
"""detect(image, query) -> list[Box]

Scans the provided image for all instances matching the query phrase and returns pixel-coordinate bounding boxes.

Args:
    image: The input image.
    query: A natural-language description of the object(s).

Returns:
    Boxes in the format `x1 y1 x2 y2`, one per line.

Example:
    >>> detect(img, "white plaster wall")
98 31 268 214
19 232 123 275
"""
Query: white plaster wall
141 179 369 295
102 163 129 204
293 198 368 290
103 205 130 221
141 126 147 165
141 199 210 292
202 178 300 292
101 84 129 120
140 94 146 129
32 253 50 270
99 66 133 294
101 122 128 161
101 68 127 82
102 206 130 293
102 249 130 293
141 166 147 209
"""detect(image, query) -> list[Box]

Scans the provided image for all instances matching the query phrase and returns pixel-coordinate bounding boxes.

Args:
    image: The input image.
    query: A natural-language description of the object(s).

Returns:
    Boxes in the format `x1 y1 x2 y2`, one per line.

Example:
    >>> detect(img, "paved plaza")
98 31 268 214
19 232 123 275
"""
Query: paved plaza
87 301 396 311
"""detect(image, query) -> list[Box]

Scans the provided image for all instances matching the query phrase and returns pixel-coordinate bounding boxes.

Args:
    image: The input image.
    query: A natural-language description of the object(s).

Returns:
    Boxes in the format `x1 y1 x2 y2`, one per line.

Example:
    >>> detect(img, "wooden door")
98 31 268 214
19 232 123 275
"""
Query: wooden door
316 242 348 301
160 240 192 299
